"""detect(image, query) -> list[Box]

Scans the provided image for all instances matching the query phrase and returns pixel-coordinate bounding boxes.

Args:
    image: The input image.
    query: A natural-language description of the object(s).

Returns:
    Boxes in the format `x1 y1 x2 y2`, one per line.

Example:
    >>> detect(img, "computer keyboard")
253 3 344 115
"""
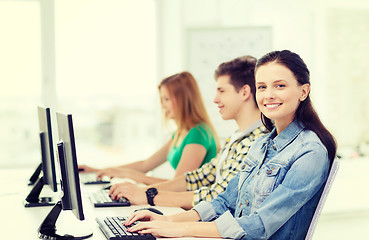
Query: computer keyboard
96 216 156 240
80 173 111 185
89 189 130 207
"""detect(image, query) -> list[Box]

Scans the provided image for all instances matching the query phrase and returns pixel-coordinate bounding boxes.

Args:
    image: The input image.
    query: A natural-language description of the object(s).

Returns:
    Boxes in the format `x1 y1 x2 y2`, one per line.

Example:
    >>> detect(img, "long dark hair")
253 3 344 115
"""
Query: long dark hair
256 50 337 163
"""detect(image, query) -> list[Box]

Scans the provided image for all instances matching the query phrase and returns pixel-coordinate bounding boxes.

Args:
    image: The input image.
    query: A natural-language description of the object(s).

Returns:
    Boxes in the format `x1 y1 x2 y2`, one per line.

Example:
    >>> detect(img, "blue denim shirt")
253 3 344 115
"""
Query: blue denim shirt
193 120 330 240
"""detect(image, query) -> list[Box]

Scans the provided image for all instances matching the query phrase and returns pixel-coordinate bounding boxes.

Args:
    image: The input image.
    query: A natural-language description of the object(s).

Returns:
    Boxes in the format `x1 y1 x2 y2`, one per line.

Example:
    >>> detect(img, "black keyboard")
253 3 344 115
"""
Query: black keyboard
96 216 156 240
80 173 111 185
90 190 130 207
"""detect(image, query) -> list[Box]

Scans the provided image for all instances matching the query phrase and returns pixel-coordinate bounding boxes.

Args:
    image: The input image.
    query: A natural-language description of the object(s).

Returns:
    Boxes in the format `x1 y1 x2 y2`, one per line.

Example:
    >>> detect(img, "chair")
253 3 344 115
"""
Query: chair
305 158 340 240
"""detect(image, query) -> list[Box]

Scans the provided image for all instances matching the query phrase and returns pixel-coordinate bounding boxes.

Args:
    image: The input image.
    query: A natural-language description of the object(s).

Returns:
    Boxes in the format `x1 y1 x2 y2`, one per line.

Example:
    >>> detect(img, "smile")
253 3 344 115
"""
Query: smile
265 103 281 109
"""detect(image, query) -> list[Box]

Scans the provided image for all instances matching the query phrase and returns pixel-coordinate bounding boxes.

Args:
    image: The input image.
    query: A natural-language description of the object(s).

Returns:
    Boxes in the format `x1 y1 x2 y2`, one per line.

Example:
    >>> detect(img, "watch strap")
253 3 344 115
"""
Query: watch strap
146 188 158 206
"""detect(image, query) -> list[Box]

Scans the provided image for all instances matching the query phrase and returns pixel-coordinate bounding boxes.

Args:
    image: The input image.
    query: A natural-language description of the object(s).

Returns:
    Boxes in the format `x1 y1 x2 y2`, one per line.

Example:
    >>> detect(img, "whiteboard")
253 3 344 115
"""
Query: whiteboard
186 27 272 138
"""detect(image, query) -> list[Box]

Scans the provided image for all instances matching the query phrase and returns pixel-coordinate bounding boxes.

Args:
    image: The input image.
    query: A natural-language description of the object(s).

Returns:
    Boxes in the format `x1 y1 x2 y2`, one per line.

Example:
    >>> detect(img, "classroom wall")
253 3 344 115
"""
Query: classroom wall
1 0 369 168
156 0 369 154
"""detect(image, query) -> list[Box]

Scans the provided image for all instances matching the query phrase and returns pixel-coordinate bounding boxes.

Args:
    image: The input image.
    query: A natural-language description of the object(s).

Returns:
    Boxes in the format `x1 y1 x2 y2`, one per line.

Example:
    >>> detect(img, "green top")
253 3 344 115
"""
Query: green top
167 123 217 170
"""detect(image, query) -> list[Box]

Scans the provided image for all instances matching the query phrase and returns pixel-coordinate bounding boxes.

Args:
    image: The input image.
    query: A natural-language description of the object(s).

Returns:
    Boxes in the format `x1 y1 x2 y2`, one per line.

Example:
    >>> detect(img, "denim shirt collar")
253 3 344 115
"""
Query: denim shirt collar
262 120 305 152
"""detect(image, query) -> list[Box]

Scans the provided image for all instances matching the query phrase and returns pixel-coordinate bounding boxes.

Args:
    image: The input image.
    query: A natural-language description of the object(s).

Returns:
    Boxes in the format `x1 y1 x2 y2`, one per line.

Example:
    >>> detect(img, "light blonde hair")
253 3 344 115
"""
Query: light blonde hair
158 71 219 150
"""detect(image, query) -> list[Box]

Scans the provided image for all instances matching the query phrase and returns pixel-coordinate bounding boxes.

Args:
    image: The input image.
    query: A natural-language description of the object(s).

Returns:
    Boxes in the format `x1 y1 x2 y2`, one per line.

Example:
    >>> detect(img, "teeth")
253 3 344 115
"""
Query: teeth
265 104 280 108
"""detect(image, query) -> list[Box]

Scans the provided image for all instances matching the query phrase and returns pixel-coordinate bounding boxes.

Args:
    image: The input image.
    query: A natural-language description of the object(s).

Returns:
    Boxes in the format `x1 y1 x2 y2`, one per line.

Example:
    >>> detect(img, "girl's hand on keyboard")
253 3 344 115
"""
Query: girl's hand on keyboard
124 210 167 226
96 167 123 179
78 164 98 173
126 221 186 238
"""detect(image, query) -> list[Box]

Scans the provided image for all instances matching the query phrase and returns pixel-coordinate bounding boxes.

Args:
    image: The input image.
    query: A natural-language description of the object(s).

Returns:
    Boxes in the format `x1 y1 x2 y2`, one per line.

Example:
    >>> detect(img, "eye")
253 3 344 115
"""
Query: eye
276 84 286 88
257 85 266 90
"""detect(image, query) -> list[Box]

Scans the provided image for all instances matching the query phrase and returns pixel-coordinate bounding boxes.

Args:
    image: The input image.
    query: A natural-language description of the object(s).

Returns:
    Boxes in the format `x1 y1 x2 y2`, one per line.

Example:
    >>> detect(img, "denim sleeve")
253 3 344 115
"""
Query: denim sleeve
193 202 261 240
215 211 247 239
192 173 240 221
210 172 240 216
234 143 330 239
192 201 217 221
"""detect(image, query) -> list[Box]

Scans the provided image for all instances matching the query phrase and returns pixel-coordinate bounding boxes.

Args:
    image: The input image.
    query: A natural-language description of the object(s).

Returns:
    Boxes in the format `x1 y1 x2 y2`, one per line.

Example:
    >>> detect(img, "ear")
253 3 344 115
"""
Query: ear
240 84 251 101
300 84 310 101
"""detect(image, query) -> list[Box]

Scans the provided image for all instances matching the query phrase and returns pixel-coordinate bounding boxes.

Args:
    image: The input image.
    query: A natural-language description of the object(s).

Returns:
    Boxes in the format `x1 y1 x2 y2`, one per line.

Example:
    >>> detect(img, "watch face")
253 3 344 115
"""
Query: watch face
147 188 158 197
146 188 158 206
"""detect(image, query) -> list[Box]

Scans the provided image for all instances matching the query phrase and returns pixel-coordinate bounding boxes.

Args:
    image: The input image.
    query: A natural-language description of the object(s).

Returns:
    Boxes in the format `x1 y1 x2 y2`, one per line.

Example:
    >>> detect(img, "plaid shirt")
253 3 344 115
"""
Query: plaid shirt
185 125 267 206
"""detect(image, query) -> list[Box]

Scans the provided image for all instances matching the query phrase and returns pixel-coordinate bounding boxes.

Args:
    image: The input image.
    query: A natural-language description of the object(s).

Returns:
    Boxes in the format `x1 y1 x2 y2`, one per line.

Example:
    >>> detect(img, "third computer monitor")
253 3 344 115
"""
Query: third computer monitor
38 106 58 192
25 106 58 207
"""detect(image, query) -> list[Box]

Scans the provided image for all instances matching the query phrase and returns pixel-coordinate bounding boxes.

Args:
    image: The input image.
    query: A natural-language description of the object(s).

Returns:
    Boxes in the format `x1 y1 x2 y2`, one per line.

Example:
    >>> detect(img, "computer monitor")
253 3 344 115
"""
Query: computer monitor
38 112 92 239
25 106 58 207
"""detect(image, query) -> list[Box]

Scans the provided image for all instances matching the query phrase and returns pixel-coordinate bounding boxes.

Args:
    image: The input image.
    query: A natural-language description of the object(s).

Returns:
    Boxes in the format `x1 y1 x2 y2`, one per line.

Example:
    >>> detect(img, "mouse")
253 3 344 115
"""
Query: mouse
134 207 163 215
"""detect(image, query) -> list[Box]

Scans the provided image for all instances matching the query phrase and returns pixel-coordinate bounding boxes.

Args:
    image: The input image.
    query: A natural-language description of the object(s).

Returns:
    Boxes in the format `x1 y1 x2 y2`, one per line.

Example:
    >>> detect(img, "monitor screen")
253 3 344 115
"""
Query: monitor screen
56 111 85 220
38 106 58 192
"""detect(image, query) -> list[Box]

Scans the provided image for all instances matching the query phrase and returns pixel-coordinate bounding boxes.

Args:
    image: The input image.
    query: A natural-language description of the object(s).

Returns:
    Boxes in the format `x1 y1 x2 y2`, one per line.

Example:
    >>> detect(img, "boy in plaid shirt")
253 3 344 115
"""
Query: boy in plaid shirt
109 56 268 209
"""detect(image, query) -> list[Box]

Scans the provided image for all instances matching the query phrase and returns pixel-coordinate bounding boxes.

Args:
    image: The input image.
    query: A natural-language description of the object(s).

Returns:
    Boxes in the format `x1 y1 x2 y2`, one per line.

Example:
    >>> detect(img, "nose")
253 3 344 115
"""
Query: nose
265 89 276 100
213 94 220 104
160 102 167 109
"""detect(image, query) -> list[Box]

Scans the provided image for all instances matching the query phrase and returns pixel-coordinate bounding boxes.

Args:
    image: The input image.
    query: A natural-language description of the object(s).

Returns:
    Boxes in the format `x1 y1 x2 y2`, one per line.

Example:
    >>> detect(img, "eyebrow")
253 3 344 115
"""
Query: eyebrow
256 79 286 85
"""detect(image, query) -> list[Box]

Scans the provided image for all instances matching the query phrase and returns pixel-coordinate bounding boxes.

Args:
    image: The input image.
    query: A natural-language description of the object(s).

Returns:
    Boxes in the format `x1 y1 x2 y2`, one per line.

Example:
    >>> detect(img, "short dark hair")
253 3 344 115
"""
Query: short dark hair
215 55 257 104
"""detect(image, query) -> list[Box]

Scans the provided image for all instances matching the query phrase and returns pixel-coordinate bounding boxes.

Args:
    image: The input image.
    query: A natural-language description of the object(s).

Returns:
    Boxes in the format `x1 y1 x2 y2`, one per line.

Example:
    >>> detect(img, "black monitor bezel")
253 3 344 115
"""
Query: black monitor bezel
56 111 85 220
38 106 58 192
24 106 58 207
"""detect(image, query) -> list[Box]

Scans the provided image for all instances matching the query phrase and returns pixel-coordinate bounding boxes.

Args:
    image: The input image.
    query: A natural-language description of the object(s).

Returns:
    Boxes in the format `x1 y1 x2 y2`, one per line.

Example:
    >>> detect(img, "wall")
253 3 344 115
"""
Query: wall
156 0 369 153
156 0 315 138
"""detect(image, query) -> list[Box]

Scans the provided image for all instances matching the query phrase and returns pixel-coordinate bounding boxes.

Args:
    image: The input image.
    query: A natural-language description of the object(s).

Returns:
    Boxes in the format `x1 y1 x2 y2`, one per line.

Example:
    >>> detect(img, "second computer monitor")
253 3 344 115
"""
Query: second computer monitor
56 111 85 220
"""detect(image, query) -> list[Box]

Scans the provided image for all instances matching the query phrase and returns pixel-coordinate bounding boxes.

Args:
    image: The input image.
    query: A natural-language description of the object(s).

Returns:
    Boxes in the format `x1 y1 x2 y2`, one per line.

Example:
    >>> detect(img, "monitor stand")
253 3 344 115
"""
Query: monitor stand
38 201 93 240
24 176 57 207
28 162 43 186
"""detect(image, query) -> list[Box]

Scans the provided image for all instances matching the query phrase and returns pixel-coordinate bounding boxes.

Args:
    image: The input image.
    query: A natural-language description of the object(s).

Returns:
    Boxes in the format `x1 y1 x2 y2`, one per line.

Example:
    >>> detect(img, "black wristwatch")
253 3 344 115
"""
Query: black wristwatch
145 187 158 206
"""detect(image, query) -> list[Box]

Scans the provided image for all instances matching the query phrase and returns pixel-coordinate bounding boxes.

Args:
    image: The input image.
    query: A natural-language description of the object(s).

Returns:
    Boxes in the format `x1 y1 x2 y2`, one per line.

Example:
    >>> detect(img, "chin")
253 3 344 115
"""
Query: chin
221 114 231 120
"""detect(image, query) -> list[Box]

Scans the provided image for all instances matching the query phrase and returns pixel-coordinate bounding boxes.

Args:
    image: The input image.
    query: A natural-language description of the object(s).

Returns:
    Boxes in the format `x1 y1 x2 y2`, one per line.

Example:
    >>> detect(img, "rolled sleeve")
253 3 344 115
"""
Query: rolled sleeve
192 201 217 222
215 211 246 239
185 158 216 191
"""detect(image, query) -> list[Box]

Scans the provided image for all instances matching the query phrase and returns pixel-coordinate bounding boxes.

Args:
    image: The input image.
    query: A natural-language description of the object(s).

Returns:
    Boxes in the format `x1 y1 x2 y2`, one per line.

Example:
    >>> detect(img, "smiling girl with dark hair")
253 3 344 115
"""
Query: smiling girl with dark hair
123 50 337 240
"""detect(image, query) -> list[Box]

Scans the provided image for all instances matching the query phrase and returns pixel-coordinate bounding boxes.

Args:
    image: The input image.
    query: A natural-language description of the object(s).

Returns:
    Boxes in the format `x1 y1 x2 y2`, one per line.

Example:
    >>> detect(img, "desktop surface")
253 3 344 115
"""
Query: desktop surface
0 167 217 240
2 158 369 239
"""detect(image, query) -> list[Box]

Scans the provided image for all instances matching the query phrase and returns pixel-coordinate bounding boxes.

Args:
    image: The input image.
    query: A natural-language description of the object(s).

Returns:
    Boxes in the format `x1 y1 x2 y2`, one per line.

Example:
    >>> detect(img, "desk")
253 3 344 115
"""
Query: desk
3 158 369 239
0 168 212 240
